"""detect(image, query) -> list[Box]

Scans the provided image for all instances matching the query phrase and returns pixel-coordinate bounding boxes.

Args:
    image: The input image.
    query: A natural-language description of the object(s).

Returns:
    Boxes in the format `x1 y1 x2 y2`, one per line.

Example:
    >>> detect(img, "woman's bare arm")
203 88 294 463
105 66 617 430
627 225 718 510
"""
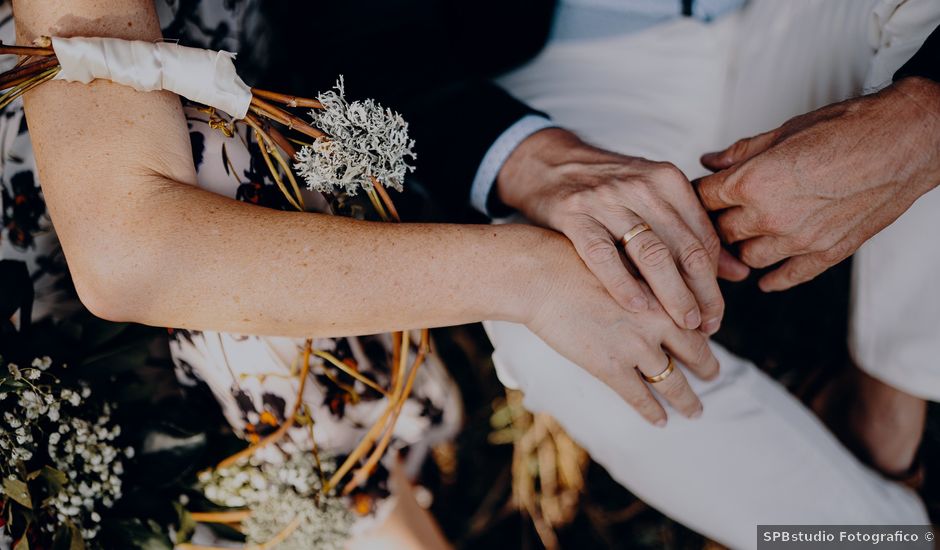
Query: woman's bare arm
14 0 557 337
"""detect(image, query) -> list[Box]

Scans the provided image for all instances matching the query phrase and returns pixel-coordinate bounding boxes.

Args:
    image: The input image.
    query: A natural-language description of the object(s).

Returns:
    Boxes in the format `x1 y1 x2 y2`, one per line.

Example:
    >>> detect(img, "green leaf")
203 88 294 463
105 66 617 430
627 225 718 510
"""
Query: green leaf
3 478 32 509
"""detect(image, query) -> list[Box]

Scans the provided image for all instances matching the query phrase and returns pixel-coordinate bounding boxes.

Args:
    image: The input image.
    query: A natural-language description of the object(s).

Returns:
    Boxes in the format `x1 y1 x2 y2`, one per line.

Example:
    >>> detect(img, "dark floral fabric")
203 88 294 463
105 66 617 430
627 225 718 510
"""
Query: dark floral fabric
0 0 461 516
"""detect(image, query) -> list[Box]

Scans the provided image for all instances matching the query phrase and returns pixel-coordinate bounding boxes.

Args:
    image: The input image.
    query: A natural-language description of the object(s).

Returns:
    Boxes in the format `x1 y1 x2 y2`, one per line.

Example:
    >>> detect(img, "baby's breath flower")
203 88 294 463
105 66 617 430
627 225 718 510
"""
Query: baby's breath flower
294 76 415 196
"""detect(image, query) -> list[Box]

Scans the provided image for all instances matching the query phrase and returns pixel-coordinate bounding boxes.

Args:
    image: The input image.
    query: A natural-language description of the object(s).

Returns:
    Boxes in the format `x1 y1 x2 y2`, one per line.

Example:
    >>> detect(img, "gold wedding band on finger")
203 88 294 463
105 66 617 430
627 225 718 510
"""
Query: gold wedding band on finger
641 355 676 384
620 222 651 247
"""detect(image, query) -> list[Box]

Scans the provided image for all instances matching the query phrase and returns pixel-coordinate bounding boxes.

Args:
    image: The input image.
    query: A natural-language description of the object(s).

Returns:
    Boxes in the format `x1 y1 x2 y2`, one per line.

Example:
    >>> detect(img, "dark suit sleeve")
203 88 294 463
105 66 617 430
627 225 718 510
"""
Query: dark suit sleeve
261 0 557 220
894 25 940 83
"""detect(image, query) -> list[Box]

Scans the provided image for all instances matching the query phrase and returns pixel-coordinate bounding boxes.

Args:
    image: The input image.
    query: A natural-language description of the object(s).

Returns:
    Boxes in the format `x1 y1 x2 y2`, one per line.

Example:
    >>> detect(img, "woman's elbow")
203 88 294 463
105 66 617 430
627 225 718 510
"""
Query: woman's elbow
69 248 156 324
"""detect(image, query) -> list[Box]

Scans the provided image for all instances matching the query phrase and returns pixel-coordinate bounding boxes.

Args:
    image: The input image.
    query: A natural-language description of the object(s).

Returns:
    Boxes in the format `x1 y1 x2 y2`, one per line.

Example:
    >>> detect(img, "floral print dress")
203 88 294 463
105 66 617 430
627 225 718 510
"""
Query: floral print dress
0 0 461 516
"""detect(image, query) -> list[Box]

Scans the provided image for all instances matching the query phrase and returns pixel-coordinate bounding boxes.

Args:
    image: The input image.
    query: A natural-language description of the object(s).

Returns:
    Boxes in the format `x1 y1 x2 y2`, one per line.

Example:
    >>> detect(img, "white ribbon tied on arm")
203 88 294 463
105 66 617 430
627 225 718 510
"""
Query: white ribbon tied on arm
50 36 252 119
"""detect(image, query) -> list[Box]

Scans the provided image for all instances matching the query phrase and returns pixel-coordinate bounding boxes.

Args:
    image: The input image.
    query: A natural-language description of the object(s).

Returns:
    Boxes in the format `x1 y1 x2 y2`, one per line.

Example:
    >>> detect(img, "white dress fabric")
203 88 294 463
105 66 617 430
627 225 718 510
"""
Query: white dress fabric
488 0 940 548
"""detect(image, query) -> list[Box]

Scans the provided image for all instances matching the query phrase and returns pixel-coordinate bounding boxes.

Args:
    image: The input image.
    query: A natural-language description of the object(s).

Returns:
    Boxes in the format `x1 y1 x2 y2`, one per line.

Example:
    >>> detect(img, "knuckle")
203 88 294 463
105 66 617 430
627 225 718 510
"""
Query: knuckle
583 238 619 266
700 231 721 259
679 244 713 276
636 238 673 269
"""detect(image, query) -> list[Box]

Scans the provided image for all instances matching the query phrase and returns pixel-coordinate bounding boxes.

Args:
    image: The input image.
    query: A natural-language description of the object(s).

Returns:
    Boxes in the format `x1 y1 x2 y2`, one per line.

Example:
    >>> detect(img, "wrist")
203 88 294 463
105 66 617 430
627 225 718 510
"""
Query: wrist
890 77 940 195
495 128 581 214
488 224 574 325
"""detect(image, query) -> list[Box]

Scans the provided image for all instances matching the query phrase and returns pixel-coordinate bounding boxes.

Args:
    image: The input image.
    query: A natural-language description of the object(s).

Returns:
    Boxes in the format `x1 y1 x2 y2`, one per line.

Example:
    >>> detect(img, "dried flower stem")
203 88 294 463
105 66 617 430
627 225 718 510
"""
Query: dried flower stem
0 44 55 57
343 329 429 494
0 56 59 90
190 510 252 523
252 514 303 550
217 339 313 469
243 113 305 211
249 96 326 141
371 178 401 222
313 350 388 397
0 66 60 110
251 87 322 109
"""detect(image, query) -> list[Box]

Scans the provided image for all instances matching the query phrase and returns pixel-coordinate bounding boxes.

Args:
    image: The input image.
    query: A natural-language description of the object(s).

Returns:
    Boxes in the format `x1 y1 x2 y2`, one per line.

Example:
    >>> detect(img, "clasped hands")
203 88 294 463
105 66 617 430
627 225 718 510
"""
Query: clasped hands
503 77 940 426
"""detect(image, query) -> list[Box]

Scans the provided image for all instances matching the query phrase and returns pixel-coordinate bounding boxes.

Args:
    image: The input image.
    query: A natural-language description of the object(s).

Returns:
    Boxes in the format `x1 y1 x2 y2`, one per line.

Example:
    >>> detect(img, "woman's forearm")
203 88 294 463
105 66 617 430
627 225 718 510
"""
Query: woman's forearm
72 181 559 337
14 0 563 337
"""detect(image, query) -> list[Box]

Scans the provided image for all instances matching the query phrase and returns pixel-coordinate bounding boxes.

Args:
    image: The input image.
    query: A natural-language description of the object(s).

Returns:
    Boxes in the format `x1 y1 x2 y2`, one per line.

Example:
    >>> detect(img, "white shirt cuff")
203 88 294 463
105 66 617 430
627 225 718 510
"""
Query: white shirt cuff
470 115 556 216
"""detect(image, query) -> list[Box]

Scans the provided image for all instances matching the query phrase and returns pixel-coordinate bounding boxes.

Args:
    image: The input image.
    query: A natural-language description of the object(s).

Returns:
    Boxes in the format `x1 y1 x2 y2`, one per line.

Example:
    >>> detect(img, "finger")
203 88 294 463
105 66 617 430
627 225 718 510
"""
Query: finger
636 205 724 335
566 216 649 312
597 366 668 426
758 252 832 292
663 326 720 380
701 129 777 171
695 171 738 212
623 228 701 330
717 248 750 281
738 236 789 269
716 207 765 244
636 351 703 419
661 174 724 269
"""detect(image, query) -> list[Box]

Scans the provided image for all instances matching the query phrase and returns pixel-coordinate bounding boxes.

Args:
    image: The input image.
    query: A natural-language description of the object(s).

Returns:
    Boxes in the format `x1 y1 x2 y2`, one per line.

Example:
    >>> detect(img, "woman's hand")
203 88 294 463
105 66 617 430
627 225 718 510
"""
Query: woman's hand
498 129 747 336
522 232 719 426
697 77 940 292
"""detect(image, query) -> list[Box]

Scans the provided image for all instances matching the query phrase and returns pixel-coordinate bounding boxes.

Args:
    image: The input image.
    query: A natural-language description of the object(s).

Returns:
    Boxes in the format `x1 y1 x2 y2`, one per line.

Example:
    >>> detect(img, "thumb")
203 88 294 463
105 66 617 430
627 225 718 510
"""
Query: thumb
701 130 777 171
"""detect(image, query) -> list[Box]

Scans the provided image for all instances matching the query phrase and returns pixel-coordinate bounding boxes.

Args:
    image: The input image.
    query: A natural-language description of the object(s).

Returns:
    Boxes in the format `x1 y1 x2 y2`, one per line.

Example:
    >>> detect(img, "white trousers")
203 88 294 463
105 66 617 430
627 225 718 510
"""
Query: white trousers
488 1 940 548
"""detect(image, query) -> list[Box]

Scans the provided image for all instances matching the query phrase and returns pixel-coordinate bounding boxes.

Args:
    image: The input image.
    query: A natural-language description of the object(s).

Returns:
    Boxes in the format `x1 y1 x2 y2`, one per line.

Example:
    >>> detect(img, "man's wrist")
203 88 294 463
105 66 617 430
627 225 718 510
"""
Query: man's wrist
891 77 940 194
470 115 557 216
496 128 582 213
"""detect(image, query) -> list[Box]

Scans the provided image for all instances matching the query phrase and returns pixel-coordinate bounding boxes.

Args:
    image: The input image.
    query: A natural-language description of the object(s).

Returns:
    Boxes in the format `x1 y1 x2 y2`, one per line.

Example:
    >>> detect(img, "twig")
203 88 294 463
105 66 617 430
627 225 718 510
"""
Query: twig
190 510 252 523
313 349 389 396
253 515 303 550
244 113 304 212
0 56 59 90
249 96 326 141
0 44 56 57
217 340 313 469
371 178 401 222
343 329 429 493
252 87 323 109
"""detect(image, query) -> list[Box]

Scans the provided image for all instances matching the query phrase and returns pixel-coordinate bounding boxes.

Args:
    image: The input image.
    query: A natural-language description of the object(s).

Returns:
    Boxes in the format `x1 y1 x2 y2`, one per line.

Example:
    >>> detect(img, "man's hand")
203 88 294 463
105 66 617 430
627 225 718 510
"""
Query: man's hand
524 231 720 426
697 77 940 292
498 128 748 335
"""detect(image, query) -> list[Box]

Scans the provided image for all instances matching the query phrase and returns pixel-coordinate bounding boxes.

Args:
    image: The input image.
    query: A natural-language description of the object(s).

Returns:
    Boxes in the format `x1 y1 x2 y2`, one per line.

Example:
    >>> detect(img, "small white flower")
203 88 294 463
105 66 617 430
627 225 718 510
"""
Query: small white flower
7 363 21 379
26 369 41 380
31 356 52 370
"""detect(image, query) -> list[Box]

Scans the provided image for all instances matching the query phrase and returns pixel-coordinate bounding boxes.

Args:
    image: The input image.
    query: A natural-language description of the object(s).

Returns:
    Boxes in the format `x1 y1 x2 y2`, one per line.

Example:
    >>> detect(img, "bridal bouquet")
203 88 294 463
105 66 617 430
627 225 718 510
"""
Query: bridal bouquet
0 36 428 547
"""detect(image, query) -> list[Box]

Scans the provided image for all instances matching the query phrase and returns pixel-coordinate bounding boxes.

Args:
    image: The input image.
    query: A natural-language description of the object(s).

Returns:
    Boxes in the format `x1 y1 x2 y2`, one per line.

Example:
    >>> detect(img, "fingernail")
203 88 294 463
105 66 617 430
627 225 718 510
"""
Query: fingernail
629 296 649 311
703 318 721 335
685 310 701 329
691 408 703 419
654 418 667 428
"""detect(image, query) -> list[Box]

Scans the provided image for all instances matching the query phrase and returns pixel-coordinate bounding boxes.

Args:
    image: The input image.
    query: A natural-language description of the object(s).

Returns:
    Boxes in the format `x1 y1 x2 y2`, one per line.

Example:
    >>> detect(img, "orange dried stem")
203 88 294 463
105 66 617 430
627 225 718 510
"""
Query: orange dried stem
313 349 388 396
250 95 326 141
371 178 401 222
0 56 59 90
190 510 251 523
216 339 313 469
343 329 428 493
0 44 56 57
252 87 323 109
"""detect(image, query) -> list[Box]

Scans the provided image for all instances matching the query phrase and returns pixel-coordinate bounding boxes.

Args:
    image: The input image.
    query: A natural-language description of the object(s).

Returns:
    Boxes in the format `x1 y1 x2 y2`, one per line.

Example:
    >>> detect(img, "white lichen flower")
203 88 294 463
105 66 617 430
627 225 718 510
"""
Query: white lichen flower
294 76 416 196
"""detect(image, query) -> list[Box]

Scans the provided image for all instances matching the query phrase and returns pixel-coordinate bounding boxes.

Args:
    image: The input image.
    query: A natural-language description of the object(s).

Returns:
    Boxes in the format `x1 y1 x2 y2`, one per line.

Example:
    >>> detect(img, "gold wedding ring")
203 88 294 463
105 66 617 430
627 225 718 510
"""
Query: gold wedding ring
621 222 651 247
642 355 675 384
